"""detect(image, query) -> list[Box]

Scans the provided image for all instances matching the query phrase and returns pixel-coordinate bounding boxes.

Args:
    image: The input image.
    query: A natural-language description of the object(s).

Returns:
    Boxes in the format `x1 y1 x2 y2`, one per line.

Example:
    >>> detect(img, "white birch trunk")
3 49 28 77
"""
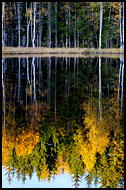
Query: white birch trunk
26 2 30 47
66 5 68 48
2 2 5 47
99 2 103 50
55 2 58 48
48 3 51 48
122 2 124 49
17 2 21 47
74 6 77 48
30 2 33 42
32 2 36 48
119 2 122 49
39 8 43 47
68 4 71 48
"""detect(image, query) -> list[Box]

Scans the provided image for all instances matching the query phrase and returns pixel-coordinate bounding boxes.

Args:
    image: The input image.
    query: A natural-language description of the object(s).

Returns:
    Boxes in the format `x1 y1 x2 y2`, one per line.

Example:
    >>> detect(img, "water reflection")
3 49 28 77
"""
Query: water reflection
2 56 124 188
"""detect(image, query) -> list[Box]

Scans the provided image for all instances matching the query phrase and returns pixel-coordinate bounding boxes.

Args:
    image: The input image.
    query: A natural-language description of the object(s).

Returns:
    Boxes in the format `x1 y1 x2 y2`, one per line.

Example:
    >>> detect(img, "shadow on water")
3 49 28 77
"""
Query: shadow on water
2 56 124 188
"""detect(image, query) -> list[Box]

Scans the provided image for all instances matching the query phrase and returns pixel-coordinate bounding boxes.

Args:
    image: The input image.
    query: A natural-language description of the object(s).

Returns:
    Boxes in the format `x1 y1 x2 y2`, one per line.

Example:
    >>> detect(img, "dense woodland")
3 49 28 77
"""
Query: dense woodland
2 2 124 49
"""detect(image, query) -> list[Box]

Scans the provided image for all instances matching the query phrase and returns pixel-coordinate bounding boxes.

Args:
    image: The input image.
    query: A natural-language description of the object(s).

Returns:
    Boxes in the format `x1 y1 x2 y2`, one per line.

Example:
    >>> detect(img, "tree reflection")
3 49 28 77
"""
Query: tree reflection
2 57 124 188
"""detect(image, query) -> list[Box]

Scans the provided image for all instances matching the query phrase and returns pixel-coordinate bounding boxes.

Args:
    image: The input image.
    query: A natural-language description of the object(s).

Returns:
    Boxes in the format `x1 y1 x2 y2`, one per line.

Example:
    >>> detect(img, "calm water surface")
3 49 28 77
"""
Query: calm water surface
2 56 124 188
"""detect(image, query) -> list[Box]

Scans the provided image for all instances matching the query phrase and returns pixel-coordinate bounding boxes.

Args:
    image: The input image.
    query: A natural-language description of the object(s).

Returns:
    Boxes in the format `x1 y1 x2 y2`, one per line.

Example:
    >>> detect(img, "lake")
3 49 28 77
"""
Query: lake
2 55 124 188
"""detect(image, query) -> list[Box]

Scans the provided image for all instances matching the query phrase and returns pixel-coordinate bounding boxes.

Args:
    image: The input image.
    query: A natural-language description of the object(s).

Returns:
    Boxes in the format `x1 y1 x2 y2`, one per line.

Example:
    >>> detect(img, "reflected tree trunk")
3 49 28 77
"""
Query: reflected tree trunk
39 58 43 93
74 57 76 98
121 57 124 113
99 55 102 121
30 60 32 103
2 58 6 130
47 58 51 107
117 58 122 108
55 57 57 117
32 57 36 101
18 58 21 102
27 58 30 84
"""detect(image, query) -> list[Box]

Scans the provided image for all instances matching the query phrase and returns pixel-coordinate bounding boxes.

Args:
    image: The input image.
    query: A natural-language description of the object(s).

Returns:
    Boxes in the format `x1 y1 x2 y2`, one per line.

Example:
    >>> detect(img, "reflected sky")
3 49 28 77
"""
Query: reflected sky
2 166 100 188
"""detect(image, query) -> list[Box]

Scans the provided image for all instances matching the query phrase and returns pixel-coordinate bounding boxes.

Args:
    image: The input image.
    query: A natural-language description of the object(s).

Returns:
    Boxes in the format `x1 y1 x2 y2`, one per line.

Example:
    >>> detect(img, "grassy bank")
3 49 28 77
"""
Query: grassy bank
2 47 124 55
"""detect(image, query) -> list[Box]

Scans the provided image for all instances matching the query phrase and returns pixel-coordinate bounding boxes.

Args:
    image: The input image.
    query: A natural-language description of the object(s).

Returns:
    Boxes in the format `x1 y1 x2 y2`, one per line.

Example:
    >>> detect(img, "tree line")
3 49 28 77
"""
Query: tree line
2 2 124 49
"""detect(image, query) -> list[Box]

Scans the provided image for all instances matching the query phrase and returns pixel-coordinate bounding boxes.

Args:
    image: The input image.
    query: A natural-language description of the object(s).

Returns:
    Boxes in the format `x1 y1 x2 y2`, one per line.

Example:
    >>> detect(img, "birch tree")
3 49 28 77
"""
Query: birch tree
17 2 21 47
2 2 5 47
74 4 77 48
68 3 71 48
119 2 122 49
48 2 51 48
32 2 36 48
122 2 124 49
99 2 103 50
55 2 58 48
66 4 68 47
26 2 30 47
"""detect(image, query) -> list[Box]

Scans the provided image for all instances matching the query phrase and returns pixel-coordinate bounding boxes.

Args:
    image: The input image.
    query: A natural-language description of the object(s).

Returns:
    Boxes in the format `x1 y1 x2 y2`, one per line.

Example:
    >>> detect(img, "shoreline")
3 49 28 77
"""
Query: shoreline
2 47 124 56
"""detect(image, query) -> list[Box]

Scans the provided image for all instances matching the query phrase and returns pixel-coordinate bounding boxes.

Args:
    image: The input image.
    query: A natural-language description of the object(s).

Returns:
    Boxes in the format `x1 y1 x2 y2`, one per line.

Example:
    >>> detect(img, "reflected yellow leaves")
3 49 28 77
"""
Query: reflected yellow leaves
15 130 39 156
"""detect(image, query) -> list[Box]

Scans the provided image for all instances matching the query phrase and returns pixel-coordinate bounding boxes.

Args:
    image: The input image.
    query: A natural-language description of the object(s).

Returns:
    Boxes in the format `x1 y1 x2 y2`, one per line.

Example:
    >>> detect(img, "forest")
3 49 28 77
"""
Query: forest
2 1 124 189
2 2 124 50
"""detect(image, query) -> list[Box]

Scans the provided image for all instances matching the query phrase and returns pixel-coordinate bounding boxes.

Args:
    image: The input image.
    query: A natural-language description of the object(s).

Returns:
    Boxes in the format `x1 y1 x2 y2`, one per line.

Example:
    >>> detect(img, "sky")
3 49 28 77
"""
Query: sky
2 167 100 188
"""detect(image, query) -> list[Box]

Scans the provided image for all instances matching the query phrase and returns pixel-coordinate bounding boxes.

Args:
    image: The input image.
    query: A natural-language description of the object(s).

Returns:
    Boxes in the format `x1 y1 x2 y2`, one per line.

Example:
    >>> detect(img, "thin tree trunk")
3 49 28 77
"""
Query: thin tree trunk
47 58 51 107
26 2 30 47
48 2 51 48
18 58 21 102
27 58 30 84
32 2 36 48
121 58 124 113
99 2 103 50
119 2 122 49
2 58 6 129
74 5 77 48
66 4 68 47
17 2 21 47
39 7 43 47
54 57 57 117
30 2 33 44
68 3 71 48
55 2 58 48
122 2 124 49
32 57 36 101
2 2 5 47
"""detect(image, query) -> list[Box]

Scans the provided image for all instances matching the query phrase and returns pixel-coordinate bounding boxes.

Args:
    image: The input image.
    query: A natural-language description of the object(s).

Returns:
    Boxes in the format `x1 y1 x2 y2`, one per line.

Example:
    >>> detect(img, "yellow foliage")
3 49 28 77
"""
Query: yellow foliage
15 130 39 157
